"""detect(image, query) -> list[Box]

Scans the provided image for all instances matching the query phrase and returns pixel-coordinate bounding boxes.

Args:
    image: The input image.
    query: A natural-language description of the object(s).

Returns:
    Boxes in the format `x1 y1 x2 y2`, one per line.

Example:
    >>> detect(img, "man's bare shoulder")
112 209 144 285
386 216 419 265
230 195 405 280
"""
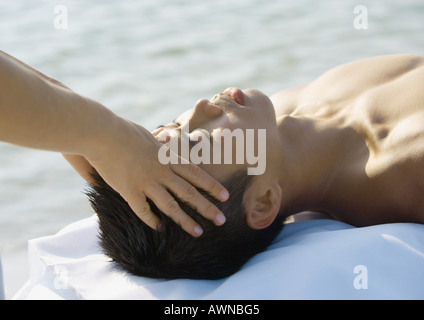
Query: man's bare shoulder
317 54 424 83
305 54 424 99
271 54 424 116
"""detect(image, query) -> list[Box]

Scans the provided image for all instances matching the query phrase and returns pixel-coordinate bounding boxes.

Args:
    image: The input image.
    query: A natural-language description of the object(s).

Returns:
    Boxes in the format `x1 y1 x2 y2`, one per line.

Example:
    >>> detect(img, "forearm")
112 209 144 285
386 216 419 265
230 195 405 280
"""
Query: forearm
0 51 115 156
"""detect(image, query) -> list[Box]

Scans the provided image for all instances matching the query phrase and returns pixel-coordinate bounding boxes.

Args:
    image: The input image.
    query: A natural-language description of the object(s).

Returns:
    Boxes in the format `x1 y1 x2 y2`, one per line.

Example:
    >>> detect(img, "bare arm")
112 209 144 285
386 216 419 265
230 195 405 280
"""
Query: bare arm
0 50 110 154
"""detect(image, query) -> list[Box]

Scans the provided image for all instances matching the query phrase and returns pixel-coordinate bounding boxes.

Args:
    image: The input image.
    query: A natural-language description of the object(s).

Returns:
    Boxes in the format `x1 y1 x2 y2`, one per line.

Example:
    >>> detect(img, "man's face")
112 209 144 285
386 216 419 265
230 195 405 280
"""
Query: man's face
153 88 280 181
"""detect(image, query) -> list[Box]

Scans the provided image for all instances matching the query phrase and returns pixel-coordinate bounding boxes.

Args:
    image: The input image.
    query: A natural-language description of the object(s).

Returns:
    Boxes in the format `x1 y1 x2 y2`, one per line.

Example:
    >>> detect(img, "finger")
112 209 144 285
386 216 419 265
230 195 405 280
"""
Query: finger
128 193 161 231
170 161 229 202
167 175 226 226
148 186 204 237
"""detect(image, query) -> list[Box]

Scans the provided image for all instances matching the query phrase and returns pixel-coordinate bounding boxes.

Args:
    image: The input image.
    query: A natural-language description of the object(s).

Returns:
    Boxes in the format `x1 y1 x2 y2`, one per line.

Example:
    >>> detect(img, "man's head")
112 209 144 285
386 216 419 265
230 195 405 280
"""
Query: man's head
87 169 285 280
88 88 286 279
154 88 286 230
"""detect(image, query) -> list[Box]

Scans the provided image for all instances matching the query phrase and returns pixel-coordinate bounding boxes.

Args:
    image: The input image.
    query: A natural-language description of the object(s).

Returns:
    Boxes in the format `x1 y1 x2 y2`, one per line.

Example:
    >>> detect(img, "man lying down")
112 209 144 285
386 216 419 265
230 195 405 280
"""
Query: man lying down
87 54 424 280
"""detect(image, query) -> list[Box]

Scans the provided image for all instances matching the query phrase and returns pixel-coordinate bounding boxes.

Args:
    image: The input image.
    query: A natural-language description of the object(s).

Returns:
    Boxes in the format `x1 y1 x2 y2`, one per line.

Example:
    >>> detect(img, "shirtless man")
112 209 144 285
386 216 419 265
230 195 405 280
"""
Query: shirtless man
87 54 424 279
149 54 424 231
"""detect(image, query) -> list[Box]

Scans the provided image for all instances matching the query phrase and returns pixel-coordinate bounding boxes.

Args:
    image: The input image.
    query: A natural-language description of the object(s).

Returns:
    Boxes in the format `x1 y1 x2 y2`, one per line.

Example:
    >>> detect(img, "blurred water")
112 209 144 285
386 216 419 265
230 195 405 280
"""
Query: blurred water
0 0 423 298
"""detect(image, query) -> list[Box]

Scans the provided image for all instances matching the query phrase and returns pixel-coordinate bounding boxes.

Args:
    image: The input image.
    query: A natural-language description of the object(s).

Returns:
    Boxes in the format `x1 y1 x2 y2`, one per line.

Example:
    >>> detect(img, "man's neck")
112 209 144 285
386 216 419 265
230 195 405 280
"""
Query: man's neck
276 114 350 216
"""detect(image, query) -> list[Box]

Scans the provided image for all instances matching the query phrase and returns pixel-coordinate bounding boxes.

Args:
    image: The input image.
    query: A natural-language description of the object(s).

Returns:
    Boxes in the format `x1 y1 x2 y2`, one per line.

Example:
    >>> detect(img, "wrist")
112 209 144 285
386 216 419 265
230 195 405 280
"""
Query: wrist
74 96 121 158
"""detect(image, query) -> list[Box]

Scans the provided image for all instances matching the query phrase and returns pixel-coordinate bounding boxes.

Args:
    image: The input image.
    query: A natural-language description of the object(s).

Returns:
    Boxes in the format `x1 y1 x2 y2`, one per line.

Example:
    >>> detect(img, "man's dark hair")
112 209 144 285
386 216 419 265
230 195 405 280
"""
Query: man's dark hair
86 170 284 280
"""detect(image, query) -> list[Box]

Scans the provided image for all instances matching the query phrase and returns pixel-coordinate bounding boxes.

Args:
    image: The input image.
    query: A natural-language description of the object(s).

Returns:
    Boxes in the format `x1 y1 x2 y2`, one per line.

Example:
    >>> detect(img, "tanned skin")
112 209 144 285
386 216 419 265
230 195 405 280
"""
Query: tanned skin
269 54 424 226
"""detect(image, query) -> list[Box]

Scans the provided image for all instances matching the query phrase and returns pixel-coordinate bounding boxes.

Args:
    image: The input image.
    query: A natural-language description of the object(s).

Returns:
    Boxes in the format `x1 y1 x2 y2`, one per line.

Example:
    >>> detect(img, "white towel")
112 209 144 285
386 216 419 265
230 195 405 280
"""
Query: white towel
14 215 424 299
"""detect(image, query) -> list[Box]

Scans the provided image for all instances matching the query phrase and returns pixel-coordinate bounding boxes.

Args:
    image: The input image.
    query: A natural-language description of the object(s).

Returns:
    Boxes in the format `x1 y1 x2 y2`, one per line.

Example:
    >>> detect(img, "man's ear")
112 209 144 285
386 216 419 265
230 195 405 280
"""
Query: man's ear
243 180 282 230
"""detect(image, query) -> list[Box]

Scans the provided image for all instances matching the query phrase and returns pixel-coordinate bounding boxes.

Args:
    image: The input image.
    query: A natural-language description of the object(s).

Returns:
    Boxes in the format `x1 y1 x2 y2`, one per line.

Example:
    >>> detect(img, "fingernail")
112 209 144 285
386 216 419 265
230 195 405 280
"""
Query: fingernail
194 225 203 236
215 213 226 225
220 190 229 201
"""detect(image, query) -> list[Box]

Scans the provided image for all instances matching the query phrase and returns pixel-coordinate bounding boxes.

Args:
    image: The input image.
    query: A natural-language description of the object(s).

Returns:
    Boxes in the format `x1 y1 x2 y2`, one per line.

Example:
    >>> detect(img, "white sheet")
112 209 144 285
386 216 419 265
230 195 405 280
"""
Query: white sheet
13 215 424 300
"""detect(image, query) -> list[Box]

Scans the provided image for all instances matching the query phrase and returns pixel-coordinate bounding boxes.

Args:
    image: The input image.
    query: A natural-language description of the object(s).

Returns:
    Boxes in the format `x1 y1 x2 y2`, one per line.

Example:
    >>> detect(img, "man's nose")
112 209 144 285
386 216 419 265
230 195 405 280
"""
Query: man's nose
188 98 222 130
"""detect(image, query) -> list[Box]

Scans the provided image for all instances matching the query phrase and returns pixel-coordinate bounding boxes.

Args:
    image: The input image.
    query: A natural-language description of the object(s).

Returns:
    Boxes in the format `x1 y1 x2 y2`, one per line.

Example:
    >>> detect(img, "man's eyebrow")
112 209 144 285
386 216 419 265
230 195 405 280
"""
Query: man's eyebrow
160 120 182 139
155 119 181 130
156 121 211 147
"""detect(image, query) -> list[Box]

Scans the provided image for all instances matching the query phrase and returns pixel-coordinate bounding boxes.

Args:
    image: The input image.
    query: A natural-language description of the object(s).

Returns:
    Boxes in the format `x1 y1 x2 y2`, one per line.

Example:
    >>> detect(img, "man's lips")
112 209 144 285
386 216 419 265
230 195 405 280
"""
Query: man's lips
223 87 245 105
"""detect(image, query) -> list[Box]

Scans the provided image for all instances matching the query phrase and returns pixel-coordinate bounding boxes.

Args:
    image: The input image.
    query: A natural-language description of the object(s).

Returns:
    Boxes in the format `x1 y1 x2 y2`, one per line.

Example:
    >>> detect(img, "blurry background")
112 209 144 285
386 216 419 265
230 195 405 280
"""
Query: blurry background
0 0 423 298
